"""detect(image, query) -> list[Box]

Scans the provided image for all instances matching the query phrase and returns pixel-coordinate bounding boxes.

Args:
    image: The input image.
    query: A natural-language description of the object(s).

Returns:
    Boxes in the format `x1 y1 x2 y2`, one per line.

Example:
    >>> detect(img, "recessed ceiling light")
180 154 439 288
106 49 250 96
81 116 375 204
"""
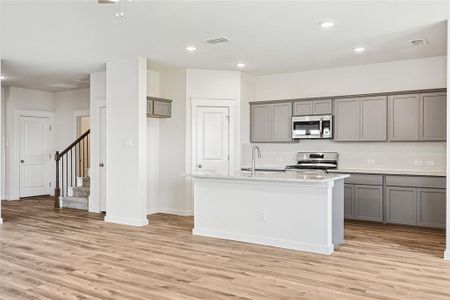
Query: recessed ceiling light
354 47 365 53
319 21 334 28
0 76 5 80
237 63 246 68
185 46 197 52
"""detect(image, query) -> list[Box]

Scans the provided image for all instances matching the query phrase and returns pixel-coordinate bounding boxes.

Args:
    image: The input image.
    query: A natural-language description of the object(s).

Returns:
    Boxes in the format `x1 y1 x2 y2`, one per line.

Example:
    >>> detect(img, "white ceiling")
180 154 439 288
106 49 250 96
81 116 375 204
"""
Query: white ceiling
1 0 449 92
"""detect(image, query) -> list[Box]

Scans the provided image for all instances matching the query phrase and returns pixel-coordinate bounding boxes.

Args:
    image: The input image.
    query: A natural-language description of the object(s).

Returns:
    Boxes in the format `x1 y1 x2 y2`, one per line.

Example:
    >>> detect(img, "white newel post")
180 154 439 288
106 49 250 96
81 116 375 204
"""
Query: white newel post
104 57 148 226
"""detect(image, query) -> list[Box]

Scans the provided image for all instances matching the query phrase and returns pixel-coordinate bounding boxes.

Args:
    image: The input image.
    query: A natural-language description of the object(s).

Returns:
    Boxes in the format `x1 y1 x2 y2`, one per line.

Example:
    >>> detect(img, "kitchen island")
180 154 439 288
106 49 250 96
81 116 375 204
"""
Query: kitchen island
191 171 349 255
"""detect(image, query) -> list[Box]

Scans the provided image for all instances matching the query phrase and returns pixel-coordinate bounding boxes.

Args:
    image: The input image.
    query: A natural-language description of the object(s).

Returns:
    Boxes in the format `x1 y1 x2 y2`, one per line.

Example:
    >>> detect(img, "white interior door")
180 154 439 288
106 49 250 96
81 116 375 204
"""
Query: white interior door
195 106 230 175
100 106 107 211
19 116 51 197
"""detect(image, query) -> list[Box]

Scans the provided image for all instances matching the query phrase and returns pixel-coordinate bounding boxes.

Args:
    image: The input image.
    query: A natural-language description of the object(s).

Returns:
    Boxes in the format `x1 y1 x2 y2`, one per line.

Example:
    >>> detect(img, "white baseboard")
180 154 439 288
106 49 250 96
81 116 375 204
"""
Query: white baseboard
148 207 193 216
193 228 334 255
0 218 3 224
5 195 19 201
445 249 450 260
105 215 149 227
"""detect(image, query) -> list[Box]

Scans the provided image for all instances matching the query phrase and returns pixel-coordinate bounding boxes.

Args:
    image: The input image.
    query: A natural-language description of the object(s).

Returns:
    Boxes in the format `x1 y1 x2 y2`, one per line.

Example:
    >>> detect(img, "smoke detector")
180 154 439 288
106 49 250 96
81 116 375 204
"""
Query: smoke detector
410 39 429 47
205 37 230 45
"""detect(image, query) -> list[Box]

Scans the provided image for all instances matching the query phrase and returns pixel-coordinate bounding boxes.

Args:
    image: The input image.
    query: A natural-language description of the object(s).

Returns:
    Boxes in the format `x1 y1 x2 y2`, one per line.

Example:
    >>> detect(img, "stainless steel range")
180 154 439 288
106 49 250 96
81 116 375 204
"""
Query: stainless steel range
285 152 338 173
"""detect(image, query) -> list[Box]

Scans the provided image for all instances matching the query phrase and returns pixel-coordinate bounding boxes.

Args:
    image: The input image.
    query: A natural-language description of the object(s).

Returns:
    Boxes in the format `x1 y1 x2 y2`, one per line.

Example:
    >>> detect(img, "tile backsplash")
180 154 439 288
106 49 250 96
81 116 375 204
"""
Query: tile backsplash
241 141 446 172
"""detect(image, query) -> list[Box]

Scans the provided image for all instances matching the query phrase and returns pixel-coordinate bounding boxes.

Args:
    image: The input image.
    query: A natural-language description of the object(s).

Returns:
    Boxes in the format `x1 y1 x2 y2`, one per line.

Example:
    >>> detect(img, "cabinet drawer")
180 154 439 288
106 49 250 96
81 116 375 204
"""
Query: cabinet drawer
385 175 445 189
344 174 383 185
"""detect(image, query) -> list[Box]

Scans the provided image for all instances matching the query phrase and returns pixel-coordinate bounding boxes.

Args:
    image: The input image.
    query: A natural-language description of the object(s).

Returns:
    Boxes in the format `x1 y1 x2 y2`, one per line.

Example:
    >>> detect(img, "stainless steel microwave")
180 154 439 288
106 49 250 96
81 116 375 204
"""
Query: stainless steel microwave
292 115 333 139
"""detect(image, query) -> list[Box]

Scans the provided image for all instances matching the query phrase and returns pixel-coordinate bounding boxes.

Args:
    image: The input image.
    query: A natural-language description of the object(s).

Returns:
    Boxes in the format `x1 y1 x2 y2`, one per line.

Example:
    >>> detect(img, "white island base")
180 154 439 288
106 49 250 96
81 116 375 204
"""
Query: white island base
192 172 349 255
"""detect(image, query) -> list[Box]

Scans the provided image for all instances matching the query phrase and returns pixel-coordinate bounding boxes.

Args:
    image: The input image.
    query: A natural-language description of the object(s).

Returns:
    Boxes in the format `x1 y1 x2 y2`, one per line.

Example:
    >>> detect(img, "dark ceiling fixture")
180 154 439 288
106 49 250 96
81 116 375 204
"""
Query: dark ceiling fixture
98 0 132 17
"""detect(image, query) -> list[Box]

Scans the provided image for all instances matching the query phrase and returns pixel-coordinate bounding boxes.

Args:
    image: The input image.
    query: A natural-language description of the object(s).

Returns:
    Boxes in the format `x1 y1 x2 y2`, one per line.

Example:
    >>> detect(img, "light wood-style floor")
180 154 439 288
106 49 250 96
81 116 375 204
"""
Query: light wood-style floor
0 196 449 300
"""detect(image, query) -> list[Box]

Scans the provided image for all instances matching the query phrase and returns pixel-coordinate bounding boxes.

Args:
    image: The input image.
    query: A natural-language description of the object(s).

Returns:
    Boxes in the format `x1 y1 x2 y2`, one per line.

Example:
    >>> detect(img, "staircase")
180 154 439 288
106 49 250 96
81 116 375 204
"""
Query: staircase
54 130 90 210
60 176 90 210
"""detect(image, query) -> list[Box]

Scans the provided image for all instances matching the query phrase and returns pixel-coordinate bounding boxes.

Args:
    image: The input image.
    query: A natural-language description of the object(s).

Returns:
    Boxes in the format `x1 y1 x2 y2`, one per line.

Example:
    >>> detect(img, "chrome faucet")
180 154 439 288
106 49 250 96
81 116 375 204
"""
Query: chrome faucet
251 146 261 175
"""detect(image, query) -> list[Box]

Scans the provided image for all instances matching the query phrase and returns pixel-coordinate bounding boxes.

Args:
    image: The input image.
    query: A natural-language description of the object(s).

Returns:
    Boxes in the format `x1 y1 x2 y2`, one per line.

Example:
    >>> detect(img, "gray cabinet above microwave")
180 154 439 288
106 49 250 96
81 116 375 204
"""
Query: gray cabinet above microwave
147 97 172 118
293 99 333 116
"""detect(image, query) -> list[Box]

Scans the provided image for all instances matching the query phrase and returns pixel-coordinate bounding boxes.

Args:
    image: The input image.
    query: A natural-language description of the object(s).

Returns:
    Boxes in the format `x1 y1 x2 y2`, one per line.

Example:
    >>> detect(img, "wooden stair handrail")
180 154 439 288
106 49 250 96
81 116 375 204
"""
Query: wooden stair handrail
57 129 91 159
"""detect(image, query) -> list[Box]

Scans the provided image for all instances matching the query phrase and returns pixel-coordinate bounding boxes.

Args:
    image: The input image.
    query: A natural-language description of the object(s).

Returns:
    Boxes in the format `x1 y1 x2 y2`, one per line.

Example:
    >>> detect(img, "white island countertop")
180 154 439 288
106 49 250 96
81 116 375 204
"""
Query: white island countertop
191 171 349 183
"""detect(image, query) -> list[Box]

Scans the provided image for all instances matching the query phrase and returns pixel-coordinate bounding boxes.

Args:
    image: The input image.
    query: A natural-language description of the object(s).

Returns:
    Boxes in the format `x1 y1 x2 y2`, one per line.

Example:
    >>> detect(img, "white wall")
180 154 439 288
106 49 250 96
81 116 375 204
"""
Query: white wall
1 87 5 202
155 69 188 215
105 57 148 226
243 56 447 174
54 88 90 150
3 87 54 200
255 56 446 100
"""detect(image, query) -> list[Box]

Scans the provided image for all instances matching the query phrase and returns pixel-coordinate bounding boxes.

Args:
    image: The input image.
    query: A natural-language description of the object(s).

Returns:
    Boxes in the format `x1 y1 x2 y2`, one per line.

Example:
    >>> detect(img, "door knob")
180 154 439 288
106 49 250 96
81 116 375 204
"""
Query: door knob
197 164 202 168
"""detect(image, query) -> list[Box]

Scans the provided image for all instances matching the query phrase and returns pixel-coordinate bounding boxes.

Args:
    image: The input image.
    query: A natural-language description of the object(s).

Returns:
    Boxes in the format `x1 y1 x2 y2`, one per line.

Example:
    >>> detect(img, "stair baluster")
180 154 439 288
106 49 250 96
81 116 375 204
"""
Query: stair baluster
54 129 90 208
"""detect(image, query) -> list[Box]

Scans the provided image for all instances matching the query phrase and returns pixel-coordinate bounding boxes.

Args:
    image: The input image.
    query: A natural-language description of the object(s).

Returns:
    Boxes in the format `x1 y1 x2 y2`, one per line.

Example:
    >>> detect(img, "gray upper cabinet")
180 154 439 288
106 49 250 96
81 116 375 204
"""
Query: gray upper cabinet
293 101 313 116
388 94 421 141
250 102 292 143
389 92 446 142
334 98 360 141
251 104 272 142
360 96 387 141
272 103 292 142
313 100 333 115
420 92 446 141
293 99 332 116
147 97 172 118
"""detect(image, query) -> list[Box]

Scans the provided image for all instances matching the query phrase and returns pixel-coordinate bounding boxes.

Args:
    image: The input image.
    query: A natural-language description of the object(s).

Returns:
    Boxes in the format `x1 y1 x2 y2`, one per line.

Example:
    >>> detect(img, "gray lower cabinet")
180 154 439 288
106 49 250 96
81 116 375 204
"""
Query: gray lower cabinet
293 99 332 116
344 184 355 219
385 176 446 228
386 187 417 225
417 188 446 228
250 102 292 142
354 185 383 222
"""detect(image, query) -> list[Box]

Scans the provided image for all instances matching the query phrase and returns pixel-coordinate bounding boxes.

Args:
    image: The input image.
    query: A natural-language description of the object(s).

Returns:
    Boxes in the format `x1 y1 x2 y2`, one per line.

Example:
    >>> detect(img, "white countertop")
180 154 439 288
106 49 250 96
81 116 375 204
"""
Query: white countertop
191 171 349 183
328 168 446 177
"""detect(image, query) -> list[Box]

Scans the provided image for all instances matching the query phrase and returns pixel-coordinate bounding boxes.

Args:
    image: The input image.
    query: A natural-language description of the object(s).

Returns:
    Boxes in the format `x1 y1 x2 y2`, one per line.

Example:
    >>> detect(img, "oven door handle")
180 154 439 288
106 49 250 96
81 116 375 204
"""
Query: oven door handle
319 118 323 137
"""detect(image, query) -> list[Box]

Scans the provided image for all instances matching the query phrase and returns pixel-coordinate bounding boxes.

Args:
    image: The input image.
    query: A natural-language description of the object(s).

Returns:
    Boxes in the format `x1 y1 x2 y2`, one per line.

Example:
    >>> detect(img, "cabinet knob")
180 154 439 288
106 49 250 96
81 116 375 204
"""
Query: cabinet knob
197 164 202 169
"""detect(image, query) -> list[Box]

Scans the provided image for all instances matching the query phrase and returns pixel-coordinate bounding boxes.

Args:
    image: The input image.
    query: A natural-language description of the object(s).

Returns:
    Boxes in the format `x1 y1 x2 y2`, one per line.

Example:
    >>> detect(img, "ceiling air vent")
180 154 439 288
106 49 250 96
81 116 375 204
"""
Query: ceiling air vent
205 37 230 45
410 39 429 47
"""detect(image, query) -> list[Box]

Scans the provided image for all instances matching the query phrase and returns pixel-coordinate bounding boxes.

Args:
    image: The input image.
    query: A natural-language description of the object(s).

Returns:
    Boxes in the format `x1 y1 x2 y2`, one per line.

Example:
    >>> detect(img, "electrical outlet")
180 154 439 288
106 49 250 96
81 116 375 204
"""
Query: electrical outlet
414 160 424 166
426 161 435 167
258 212 266 221
367 159 375 165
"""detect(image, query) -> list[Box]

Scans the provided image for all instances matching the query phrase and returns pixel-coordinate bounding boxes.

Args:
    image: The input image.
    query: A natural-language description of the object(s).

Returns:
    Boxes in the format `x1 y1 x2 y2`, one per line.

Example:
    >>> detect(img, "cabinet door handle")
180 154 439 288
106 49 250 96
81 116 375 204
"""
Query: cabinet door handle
20 160 24 163
197 164 202 168
99 163 104 167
